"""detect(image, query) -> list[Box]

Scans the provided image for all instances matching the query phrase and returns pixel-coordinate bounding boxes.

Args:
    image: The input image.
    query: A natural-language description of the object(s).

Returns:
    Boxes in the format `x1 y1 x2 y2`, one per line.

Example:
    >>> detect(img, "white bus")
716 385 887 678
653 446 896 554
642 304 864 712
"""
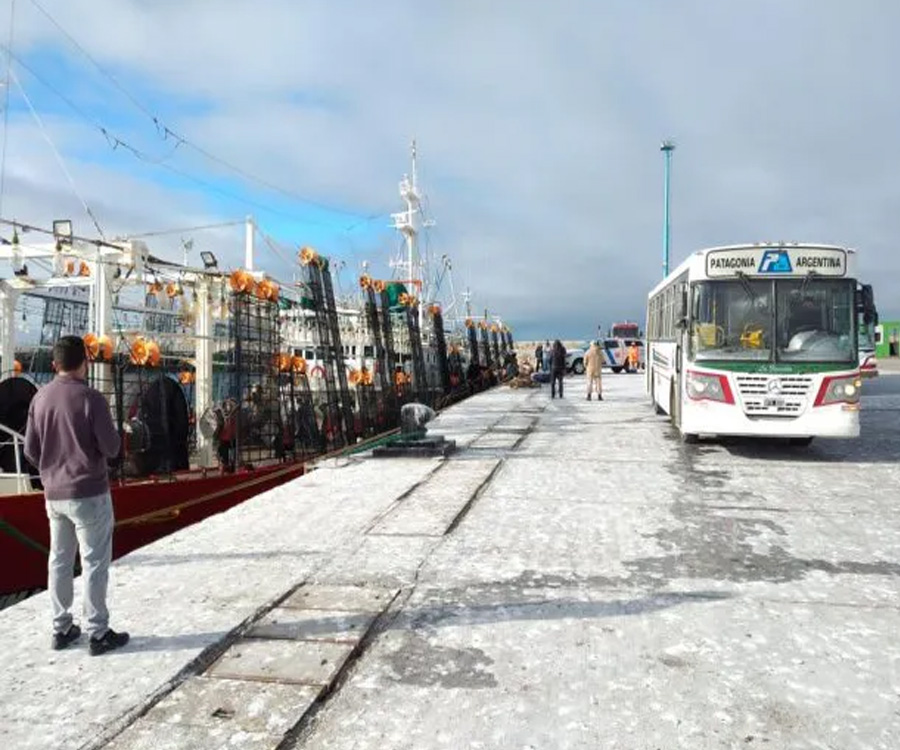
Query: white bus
646 243 877 444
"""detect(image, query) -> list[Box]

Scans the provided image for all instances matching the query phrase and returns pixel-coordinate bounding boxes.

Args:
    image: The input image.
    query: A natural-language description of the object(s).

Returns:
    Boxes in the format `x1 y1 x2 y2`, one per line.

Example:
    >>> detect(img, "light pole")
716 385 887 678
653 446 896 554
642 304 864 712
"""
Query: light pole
660 140 675 278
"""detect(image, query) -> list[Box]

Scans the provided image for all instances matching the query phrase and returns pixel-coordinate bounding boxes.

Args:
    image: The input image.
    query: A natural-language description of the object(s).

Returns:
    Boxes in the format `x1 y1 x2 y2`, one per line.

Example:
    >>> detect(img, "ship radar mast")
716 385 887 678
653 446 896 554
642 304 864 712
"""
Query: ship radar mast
390 139 435 330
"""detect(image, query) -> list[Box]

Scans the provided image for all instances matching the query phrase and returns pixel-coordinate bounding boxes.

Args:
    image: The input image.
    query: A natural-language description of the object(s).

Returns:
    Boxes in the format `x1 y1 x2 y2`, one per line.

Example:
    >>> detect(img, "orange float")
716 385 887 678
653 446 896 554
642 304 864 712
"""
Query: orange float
229 269 256 294
130 337 161 367
256 278 280 302
298 246 318 266
276 353 292 372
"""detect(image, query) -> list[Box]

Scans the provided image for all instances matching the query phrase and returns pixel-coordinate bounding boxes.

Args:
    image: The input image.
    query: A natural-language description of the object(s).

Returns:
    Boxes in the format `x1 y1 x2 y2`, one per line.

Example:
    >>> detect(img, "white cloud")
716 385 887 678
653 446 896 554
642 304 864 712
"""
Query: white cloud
4 0 900 338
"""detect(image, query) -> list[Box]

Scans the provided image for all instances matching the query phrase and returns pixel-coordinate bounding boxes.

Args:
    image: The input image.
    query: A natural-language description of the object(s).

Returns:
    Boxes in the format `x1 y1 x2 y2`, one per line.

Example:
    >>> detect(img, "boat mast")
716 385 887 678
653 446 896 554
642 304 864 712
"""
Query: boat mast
244 215 255 271
0 283 16 375
391 140 434 331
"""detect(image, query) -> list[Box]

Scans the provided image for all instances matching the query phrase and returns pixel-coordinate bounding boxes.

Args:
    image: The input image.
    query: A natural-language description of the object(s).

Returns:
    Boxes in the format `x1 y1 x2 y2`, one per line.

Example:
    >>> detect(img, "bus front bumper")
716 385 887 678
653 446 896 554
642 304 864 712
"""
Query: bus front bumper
681 400 860 439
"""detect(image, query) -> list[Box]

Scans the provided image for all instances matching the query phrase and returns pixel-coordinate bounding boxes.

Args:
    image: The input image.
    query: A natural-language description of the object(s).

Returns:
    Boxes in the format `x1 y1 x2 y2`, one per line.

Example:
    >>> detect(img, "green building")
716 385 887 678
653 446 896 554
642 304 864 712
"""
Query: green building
875 321 900 358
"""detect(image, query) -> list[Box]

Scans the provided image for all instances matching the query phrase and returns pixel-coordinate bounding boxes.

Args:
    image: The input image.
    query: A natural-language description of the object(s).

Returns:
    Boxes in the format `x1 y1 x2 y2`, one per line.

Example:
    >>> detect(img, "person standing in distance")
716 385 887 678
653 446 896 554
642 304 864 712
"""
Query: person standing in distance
24 336 130 655
584 341 603 401
550 339 567 399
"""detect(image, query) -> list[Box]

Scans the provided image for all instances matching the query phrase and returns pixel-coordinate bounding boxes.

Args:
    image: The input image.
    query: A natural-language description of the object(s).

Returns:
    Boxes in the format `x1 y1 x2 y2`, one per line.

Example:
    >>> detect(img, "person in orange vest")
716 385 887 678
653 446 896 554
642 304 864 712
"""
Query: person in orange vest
627 343 639 373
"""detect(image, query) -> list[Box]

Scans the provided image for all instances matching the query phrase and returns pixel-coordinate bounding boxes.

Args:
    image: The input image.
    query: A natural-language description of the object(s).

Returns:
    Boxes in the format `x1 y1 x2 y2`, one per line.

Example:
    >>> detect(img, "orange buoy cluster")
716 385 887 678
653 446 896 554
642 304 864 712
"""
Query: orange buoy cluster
348 368 374 387
83 333 114 362
129 337 161 367
274 353 306 374
64 259 90 277
298 246 321 267
228 270 279 302
229 269 255 294
256 278 280 302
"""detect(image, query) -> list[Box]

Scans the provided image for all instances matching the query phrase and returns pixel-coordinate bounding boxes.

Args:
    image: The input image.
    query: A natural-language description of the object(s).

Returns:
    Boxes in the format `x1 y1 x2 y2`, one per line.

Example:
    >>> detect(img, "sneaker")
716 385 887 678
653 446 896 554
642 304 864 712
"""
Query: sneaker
598 394 603 401
52 624 81 651
89 628 130 656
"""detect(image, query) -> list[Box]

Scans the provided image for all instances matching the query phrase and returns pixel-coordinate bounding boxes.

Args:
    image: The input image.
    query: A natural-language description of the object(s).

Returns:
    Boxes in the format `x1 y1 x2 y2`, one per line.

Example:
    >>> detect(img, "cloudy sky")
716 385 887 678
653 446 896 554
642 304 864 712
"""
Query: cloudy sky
2 0 898 339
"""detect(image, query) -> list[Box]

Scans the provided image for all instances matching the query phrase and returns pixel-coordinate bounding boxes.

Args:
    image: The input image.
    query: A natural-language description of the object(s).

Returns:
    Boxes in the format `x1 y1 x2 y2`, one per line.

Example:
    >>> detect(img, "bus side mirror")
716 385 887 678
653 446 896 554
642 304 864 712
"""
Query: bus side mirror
859 284 878 325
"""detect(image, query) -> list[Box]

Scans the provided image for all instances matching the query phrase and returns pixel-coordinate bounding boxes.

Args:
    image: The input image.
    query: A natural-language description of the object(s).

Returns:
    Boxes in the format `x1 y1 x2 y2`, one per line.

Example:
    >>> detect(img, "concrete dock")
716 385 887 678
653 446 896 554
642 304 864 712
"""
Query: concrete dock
1 374 899 749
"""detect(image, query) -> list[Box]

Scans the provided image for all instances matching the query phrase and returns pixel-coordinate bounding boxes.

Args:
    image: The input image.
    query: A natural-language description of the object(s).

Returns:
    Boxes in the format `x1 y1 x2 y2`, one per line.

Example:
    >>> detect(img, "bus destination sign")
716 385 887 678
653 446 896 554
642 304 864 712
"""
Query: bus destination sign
705 247 847 278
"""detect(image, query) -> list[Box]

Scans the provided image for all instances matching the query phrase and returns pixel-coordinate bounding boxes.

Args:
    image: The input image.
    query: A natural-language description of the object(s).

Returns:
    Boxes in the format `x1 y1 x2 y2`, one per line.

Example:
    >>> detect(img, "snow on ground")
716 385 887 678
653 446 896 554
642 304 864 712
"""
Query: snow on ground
0 374 898 749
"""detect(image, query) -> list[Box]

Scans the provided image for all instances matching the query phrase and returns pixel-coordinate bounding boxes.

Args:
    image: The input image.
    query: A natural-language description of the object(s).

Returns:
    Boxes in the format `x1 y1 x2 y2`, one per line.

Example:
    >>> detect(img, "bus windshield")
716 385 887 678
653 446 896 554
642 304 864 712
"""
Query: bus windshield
691 279 855 363
691 280 773 361
776 279 854 362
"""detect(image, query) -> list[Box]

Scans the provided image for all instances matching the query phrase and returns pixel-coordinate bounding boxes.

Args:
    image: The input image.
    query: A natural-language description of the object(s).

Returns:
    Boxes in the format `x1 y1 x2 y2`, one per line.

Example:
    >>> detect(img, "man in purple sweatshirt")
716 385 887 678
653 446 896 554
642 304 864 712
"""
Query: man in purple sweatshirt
24 336 130 655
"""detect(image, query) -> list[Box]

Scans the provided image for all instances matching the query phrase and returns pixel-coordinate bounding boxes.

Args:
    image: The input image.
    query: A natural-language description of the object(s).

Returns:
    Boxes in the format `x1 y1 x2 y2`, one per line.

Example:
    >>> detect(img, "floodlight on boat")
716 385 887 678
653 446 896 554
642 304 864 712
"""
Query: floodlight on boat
53 219 73 245
200 251 218 269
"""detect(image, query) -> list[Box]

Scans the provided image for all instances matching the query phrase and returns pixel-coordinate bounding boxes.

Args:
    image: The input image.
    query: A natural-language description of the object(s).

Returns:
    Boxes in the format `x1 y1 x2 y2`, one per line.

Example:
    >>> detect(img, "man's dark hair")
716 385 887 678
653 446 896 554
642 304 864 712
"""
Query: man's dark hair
53 335 87 372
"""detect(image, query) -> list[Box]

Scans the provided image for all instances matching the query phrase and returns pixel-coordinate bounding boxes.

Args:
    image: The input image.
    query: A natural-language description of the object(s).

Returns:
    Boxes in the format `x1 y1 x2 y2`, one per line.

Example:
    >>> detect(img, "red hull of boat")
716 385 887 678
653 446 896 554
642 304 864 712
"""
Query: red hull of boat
0 462 304 596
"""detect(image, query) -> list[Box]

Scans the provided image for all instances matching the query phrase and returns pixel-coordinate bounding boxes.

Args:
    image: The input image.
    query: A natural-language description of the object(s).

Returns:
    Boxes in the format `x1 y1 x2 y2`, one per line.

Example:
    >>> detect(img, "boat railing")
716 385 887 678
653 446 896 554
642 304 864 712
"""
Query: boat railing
0 423 32 494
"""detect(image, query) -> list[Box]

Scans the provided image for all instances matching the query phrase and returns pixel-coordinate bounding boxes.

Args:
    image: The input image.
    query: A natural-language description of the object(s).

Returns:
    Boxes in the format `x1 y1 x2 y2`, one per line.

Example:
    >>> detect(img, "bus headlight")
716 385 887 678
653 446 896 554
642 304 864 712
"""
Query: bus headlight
686 370 734 405
814 374 862 407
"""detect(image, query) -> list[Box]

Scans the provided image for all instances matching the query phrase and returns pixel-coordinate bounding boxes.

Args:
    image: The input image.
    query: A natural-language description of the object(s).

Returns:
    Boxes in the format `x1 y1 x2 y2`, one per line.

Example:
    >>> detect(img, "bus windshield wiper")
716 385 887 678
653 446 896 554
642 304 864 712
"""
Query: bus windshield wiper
798 269 818 297
735 271 757 304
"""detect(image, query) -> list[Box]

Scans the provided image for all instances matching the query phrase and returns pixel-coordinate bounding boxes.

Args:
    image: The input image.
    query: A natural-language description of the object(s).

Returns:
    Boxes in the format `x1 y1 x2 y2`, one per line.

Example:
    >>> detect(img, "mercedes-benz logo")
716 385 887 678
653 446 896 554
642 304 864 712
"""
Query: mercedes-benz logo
767 379 782 395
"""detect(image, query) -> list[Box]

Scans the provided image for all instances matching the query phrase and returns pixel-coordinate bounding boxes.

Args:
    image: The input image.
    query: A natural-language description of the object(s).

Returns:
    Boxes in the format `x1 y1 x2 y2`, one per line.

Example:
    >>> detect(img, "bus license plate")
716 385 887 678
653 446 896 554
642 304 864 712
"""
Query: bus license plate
764 397 785 408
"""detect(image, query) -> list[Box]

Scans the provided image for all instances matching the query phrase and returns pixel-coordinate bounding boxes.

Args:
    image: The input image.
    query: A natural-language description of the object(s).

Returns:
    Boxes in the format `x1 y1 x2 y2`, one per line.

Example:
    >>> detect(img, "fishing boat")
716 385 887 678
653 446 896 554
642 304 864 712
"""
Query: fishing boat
0 144 516 598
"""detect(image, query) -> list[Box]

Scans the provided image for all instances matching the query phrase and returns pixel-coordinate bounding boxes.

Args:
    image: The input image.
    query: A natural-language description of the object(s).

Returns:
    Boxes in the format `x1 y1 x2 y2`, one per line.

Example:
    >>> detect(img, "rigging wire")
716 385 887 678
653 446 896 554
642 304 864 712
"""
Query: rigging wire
10 67 106 239
255 226 295 271
128 220 244 239
0 0 16 218
28 0 384 221
2 43 384 229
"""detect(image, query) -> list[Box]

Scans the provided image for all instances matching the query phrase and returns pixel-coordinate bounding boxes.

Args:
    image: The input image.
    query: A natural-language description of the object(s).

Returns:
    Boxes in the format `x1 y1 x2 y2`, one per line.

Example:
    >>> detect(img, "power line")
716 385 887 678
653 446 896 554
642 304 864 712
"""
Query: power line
28 0 384 221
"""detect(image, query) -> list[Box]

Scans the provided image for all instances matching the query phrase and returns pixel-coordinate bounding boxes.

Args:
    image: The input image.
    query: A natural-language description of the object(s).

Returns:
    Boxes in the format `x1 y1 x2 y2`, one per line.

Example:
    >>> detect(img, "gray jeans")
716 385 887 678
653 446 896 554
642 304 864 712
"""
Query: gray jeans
45 493 114 639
